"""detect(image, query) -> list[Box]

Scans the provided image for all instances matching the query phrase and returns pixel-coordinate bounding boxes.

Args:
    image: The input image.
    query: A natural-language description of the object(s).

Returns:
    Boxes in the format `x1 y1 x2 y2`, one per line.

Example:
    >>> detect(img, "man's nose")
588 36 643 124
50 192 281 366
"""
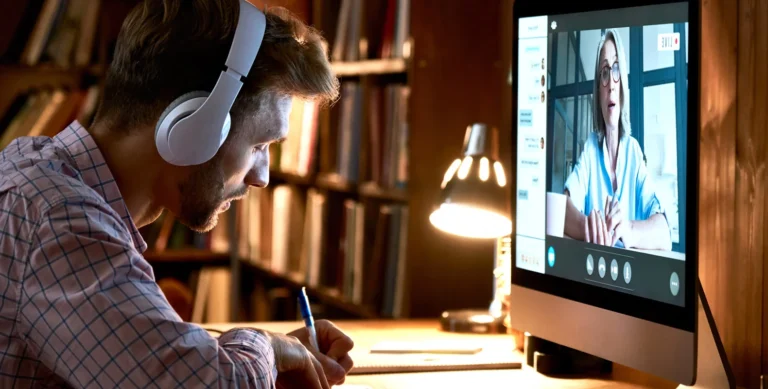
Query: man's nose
245 167 269 188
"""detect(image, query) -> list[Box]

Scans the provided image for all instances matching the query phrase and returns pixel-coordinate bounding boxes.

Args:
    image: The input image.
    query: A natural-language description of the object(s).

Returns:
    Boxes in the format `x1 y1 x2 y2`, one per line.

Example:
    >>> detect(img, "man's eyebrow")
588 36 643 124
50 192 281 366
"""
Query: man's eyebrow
257 135 286 144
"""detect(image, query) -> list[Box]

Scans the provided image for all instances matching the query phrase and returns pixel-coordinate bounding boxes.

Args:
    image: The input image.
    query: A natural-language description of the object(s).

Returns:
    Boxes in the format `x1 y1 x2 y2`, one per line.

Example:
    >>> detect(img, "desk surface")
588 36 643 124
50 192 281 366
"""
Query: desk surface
204 320 677 389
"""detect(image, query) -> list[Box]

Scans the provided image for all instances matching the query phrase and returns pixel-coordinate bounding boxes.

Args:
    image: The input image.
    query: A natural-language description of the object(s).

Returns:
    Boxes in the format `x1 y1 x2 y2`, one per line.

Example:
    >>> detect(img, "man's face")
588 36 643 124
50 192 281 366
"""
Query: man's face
174 93 292 232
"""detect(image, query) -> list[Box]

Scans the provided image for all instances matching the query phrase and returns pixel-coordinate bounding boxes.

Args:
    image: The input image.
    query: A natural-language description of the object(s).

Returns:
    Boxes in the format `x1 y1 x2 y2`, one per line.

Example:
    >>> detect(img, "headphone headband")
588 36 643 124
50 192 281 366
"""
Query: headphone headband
227 1 266 77
155 0 266 166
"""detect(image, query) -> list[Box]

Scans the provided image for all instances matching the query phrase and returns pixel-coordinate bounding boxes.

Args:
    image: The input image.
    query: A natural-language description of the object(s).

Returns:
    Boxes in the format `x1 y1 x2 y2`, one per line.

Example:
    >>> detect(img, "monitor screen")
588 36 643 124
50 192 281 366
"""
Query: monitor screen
515 2 690 308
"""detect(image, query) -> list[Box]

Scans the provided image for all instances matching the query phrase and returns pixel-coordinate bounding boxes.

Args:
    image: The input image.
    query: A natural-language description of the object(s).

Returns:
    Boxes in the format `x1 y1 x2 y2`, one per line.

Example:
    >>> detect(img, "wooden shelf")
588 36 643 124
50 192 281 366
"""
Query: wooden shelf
0 64 104 79
269 171 409 202
143 249 230 265
330 58 407 76
241 259 377 319
315 172 356 193
358 181 408 202
269 169 313 186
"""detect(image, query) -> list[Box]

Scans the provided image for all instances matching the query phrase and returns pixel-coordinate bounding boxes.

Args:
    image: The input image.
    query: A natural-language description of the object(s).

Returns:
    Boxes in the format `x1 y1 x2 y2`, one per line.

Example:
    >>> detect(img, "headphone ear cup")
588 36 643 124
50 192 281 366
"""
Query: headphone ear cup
155 91 212 165
156 91 211 133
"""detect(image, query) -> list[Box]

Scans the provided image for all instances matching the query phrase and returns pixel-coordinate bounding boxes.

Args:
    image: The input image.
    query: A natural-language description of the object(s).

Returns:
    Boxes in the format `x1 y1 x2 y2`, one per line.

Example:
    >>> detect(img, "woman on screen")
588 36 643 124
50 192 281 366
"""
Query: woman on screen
563 29 672 251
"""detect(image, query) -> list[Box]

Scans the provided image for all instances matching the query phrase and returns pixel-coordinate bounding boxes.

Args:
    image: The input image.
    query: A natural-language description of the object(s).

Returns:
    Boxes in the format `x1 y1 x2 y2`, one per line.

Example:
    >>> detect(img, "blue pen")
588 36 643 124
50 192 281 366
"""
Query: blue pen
298 287 320 351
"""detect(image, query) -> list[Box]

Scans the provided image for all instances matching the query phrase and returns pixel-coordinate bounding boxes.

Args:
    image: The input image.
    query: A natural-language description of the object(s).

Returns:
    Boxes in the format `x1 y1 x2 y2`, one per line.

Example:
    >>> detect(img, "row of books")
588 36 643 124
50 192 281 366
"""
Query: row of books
1 0 101 67
271 97 320 177
141 184 409 319
238 184 409 318
332 0 410 62
0 86 100 149
139 210 232 324
270 82 410 189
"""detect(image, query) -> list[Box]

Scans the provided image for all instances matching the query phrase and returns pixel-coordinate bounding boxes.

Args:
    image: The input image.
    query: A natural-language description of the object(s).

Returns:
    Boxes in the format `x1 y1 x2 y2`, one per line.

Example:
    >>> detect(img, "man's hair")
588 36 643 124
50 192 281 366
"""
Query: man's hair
94 0 339 131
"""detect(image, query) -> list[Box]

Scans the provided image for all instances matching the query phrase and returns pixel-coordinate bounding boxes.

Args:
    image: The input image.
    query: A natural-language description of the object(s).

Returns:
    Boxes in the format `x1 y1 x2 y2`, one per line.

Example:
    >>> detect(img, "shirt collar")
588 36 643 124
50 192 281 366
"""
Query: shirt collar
53 121 148 253
601 132 626 196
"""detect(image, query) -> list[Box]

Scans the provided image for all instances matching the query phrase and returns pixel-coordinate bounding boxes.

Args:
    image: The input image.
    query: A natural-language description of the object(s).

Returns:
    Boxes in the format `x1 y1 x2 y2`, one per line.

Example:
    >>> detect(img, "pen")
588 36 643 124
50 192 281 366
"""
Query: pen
298 287 320 352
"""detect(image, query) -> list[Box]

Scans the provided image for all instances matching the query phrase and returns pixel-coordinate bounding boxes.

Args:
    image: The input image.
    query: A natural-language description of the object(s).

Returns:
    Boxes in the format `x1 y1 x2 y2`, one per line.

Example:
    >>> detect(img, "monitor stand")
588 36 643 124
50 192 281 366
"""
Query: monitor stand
677 282 735 389
521 281 736 387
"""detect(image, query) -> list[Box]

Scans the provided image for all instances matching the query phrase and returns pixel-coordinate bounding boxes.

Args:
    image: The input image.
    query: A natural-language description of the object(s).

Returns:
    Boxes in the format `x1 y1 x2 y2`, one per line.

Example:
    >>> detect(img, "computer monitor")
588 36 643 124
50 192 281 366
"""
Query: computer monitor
509 0 702 384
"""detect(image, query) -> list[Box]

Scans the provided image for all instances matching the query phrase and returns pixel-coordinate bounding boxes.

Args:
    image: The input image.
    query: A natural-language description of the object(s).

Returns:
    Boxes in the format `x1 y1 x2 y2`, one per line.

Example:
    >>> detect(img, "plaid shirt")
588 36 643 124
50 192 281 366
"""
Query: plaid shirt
0 122 277 388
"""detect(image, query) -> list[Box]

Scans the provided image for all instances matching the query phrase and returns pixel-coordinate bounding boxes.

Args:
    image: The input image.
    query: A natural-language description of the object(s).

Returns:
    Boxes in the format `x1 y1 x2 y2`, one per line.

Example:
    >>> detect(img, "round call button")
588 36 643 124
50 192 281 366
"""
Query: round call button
598 257 606 278
610 259 619 281
548 246 555 267
623 262 632 284
670 272 680 296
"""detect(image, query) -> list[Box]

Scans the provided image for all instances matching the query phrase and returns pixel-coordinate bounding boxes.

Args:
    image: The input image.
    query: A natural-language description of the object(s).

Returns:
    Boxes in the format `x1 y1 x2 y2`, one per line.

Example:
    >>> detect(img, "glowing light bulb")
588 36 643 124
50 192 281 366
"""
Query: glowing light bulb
494 161 507 186
479 157 490 181
457 157 473 179
429 203 512 239
441 159 461 188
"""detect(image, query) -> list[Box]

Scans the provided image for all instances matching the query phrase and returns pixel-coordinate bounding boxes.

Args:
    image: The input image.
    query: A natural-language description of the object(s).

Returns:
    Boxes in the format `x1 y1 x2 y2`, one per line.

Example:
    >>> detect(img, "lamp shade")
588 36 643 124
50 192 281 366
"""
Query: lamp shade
429 123 512 239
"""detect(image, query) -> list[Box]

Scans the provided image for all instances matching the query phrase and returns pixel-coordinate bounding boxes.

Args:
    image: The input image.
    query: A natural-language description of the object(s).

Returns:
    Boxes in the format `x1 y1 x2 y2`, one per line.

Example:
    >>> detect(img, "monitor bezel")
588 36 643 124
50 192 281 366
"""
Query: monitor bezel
510 0 699 332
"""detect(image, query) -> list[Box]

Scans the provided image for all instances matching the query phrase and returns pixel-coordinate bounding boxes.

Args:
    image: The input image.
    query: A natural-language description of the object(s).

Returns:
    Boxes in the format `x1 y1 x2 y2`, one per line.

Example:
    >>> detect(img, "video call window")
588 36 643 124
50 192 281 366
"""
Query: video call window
545 23 689 256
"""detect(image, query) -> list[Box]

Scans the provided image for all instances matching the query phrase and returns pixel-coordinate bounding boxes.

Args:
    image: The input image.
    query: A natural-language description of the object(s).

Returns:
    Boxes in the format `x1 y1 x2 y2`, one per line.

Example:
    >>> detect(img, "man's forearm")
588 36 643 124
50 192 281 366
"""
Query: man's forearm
215 329 277 388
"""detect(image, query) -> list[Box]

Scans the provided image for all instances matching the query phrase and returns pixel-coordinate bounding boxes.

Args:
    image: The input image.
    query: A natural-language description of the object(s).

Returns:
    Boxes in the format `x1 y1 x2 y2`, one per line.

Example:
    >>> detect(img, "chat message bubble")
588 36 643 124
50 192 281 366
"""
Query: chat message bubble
524 135 545 151
519 109 533 127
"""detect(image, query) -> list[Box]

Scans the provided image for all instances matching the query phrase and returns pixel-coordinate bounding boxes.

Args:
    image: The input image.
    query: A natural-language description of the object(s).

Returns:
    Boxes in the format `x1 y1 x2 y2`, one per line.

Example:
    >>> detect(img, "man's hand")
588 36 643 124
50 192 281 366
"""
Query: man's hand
268 331 330 389
287 320 354 385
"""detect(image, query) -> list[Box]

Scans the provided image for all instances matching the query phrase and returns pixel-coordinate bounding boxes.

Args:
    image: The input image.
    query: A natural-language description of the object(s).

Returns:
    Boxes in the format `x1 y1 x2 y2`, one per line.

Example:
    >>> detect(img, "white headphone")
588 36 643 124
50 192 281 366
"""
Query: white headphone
155 0 266 166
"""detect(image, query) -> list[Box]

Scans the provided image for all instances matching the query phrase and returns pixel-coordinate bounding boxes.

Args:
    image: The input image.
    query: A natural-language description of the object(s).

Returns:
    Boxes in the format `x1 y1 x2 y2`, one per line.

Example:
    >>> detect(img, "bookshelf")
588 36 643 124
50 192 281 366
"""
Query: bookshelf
230 0 414 322
143 250 230 265
0 0 510 326
330 58 407 76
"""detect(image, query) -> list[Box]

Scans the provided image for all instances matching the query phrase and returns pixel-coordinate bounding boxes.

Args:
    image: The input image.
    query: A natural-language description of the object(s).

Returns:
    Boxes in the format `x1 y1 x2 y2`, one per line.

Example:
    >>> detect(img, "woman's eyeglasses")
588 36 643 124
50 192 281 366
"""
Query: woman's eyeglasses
600 62 620 86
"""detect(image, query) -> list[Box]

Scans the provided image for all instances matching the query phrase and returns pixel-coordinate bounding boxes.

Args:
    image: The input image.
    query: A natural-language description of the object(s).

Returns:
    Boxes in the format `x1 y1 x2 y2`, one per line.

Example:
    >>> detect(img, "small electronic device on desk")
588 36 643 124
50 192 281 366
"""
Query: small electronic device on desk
439 309 507 334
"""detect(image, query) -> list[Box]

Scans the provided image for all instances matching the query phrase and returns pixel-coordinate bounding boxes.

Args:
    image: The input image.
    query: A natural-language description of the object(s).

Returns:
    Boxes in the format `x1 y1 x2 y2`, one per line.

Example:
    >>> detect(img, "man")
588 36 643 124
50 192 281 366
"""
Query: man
0 1 352 388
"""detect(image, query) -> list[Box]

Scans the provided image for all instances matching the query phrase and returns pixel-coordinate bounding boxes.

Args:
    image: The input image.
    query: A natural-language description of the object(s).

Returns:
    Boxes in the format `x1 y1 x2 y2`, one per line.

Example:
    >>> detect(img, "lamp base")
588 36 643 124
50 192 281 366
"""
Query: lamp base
439 309 506 334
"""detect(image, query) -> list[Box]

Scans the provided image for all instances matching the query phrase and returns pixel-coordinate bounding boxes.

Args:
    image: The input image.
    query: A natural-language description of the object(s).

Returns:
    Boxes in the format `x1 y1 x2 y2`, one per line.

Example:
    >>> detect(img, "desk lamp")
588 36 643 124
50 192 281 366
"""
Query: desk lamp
429 123 513 333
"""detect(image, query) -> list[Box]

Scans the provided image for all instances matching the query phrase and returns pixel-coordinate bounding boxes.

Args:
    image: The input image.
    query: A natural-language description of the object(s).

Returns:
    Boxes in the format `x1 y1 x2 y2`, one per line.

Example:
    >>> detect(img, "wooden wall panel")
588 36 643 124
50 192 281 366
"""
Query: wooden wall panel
699 0 741 382
747 0 768 382
700 0 767 387
734 0 768 387
405 0 506 318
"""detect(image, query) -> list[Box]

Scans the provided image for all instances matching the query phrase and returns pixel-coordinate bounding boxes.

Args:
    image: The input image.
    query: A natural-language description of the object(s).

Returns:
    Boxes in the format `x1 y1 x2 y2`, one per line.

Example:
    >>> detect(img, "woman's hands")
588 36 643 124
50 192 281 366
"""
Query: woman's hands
604 196 633 248
583 196 633 248
584 208 609 245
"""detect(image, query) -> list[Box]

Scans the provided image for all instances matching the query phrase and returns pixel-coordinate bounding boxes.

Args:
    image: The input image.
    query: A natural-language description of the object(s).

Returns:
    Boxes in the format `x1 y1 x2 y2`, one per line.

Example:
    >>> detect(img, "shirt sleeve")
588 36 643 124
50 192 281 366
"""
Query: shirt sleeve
564 142 591 214
632 142 664 220
20 196 278 389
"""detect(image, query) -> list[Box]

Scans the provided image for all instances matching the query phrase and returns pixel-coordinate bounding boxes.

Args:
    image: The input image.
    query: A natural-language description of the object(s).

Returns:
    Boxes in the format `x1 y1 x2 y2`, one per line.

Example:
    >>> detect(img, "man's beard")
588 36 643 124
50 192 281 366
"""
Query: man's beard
177 161 228 233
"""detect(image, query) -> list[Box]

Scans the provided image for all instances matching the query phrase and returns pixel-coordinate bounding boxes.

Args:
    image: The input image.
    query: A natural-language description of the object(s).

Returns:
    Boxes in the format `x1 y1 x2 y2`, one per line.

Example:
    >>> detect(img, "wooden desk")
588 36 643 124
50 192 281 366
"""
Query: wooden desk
204 320 677 389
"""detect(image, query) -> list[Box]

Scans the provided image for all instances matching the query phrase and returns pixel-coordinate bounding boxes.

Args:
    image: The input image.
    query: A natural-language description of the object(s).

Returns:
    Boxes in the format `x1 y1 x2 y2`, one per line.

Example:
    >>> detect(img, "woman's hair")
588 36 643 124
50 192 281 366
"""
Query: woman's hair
592 28 631 142
94 0 339 132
